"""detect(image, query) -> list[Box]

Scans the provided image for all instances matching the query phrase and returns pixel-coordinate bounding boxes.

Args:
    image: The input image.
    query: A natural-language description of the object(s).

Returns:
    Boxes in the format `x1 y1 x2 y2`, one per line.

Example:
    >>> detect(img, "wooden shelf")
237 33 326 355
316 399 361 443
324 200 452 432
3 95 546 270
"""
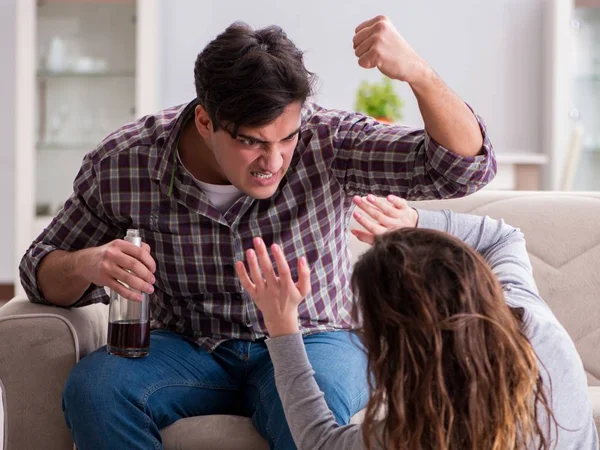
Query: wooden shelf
495 152 548 165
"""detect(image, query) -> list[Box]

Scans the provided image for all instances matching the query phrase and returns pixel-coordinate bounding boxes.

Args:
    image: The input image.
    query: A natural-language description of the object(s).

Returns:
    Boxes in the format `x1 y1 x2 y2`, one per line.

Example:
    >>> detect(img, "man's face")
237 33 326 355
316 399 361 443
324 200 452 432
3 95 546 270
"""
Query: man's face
196 102 302 200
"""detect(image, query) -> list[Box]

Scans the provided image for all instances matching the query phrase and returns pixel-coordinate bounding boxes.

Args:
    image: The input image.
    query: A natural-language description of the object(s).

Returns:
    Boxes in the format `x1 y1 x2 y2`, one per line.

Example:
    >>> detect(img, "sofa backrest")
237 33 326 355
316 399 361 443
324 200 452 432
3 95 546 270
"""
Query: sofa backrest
348 191 600 386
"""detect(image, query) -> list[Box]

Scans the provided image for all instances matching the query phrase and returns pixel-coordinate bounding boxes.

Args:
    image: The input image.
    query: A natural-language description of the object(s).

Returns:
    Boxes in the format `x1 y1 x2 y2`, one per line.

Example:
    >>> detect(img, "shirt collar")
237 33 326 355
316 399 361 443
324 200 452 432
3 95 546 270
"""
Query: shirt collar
151 99 199 196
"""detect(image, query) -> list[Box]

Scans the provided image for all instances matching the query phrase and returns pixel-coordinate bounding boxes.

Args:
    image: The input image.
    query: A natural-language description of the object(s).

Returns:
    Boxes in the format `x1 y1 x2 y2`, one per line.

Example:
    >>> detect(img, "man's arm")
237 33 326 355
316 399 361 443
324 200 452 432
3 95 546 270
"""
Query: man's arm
353 15 483 157
312 16 495 200
36 250 92 307
320 107 494 200
410 70 483 157
36 242 155 307
20 155 155 307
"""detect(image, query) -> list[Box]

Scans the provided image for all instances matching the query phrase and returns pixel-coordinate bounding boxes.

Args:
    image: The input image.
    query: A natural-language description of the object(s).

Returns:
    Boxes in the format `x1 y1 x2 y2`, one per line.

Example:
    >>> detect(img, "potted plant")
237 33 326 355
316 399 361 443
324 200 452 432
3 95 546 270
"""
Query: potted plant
355 78 404 123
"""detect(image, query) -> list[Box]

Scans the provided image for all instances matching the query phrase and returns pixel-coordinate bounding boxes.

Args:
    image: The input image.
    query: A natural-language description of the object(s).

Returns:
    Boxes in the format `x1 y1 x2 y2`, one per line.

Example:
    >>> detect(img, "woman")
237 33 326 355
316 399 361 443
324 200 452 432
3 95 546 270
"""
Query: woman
235 194 598 450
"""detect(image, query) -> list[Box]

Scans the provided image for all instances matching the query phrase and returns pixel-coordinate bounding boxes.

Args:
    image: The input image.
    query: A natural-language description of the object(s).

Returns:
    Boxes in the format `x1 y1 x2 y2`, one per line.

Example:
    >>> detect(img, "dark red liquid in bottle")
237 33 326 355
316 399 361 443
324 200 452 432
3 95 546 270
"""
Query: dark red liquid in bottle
107 320 150 358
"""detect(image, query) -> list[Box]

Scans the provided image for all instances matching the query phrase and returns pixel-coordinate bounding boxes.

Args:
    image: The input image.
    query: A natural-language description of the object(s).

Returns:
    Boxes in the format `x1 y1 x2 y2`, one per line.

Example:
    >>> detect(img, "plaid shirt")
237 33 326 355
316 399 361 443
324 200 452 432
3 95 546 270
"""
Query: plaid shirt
20 100 496 351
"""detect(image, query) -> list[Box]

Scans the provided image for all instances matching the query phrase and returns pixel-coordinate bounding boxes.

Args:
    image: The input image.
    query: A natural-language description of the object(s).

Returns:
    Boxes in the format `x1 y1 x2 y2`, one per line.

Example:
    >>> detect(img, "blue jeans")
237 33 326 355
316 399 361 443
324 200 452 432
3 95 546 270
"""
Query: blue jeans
62 330 369 450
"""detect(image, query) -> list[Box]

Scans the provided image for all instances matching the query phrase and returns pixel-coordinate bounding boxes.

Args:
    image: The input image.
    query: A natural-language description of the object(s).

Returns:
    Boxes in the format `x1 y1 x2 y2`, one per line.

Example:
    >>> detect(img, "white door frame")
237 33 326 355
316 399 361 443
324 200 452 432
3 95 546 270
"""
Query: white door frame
542 0 574 190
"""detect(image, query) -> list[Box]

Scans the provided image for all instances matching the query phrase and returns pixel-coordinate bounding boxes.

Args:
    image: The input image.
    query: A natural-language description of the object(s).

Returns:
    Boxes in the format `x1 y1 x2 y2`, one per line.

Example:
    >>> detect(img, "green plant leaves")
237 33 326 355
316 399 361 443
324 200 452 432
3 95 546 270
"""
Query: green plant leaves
355 78 404 121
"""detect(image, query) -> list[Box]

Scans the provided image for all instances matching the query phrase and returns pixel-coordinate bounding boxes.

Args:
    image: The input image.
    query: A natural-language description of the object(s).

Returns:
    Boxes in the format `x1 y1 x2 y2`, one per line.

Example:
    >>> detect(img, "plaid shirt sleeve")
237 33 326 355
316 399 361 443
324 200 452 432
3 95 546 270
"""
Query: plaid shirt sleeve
308 105 496 200
19 151 121 306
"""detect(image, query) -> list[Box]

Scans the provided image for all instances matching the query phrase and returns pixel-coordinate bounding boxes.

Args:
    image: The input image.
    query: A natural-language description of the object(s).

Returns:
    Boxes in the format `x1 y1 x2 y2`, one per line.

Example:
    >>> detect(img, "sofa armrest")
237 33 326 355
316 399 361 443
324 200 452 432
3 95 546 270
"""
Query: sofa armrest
0 296 108 450
590 386 600 435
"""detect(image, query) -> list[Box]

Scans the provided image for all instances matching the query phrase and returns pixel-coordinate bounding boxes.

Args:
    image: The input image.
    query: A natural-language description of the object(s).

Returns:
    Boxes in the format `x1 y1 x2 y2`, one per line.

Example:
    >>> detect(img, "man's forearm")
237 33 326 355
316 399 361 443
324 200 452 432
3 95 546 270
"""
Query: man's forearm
37 249 92 306
349 16 483 158
409 65 483 157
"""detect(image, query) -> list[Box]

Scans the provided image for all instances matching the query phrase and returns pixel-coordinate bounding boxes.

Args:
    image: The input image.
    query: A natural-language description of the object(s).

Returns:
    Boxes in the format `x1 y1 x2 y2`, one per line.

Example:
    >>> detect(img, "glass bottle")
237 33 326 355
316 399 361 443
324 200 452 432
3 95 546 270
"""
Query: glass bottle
107 229 150 357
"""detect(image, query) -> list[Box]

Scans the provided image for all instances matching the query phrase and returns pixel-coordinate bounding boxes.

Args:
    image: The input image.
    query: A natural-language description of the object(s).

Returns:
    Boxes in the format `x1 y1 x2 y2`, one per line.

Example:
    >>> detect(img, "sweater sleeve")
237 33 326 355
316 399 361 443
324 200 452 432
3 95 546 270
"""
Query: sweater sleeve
266 333 372 450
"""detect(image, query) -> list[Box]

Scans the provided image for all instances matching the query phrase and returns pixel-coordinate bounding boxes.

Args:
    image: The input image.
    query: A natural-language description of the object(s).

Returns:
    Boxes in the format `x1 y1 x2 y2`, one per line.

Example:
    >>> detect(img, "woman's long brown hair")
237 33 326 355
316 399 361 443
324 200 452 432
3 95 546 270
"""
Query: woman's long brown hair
351 228 556 450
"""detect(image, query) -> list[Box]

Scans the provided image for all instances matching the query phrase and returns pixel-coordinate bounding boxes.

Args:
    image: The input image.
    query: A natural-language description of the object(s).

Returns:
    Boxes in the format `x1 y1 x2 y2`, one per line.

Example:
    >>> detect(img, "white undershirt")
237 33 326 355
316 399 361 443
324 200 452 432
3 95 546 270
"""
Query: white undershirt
177 151 244 214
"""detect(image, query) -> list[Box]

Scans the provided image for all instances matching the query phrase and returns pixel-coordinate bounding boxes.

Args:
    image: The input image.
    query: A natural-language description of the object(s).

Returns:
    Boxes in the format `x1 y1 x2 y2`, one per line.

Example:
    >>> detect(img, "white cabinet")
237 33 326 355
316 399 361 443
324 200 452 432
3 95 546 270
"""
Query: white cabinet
36 2 138 218
14 0 159 294
544 0 600 190
485 153 549 191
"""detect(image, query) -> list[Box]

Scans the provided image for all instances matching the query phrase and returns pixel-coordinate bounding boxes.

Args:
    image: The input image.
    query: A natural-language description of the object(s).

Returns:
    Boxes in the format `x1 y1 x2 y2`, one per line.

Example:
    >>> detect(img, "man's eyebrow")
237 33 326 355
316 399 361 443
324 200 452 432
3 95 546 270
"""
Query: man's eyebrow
282 127 301 140
237 127 301 144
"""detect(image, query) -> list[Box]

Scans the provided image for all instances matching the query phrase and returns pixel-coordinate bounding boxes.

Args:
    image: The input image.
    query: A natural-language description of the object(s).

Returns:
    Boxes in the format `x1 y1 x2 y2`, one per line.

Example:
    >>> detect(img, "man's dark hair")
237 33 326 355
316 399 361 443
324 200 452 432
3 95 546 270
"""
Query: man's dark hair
194 22 315 136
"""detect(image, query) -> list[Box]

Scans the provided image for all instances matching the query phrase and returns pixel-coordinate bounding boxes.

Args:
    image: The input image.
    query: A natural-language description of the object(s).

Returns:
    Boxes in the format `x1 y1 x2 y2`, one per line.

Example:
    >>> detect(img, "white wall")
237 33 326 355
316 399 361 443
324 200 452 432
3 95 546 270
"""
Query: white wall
158 0 546 155
0 0 550 285
0 0 16 284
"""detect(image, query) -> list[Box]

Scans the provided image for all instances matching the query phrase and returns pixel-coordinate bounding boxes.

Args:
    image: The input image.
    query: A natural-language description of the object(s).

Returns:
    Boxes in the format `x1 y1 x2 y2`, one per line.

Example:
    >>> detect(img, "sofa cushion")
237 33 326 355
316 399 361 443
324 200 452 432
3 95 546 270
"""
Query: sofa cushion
0 298 108 450
591 387 600 432
161 415 268 450
1 378 5 450
403 192 600 385
161 409 366 450
3 191 598 449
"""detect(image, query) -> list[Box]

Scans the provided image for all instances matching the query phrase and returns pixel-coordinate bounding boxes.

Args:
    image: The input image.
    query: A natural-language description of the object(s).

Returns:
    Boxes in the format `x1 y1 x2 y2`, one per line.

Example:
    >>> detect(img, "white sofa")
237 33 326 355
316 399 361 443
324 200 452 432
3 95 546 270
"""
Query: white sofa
1 190 599 449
